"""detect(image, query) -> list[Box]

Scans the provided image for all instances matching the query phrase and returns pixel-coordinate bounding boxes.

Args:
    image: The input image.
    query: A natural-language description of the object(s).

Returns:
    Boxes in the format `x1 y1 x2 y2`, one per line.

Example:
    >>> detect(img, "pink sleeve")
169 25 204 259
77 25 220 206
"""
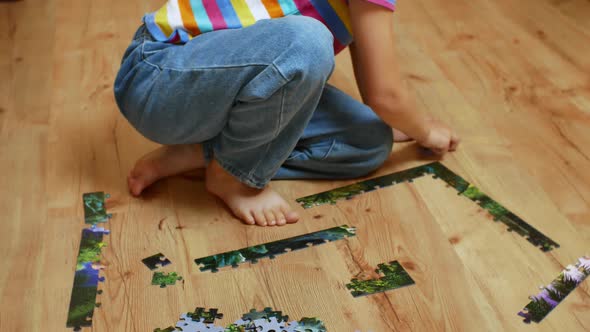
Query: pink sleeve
363 0 396 11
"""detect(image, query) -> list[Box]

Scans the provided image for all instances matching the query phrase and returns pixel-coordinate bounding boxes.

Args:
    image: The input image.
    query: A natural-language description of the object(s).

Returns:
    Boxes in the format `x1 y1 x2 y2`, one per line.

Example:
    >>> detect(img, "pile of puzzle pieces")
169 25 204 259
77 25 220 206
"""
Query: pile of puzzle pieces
155 307 327 332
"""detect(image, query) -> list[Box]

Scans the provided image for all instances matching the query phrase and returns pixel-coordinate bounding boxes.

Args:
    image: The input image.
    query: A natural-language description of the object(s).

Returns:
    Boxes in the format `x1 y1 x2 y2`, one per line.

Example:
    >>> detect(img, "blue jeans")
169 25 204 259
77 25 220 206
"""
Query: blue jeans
114 16 393 188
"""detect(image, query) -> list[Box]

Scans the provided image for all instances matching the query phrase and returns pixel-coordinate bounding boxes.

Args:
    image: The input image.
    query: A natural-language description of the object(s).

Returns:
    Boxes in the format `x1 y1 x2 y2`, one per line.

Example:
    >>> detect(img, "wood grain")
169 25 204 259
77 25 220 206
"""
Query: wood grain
0 0 589 331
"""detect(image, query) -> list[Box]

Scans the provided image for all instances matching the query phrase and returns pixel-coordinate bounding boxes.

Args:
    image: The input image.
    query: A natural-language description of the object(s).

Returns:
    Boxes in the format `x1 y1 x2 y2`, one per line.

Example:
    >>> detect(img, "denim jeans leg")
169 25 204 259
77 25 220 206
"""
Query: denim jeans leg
114 16 335 188
274 84 394 180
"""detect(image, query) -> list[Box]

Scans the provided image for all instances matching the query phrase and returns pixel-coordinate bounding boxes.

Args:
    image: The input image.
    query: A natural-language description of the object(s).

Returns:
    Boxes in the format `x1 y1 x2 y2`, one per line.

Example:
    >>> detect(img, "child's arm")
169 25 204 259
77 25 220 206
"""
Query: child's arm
348 0 460 154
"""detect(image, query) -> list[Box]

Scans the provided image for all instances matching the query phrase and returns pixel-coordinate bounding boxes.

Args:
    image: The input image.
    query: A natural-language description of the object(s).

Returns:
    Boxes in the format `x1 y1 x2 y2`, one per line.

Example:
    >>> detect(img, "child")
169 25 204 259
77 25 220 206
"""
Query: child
114 0 460 227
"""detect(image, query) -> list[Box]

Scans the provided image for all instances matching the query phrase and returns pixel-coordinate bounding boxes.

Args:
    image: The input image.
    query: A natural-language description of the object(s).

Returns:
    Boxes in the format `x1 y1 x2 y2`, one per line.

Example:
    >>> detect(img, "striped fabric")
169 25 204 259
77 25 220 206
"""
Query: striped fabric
143 0 396 54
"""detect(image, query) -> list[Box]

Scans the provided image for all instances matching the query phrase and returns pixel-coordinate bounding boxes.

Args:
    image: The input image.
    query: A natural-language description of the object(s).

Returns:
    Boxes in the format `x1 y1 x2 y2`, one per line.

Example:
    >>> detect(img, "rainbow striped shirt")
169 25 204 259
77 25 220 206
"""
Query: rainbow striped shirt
144 0 396 54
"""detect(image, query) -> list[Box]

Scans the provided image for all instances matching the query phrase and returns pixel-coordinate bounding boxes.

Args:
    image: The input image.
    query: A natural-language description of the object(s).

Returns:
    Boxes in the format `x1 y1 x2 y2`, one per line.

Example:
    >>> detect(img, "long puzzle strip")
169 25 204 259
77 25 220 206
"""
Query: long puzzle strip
194 225 356 272
346 261 415 297
66 226 110 330
83 192 112 224
518 256 590 323
296 162 559 252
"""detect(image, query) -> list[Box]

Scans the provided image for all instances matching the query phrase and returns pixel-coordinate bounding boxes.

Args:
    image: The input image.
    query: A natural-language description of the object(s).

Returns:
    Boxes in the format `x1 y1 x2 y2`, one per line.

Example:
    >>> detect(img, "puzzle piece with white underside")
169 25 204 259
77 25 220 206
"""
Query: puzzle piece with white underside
175 316 224 332
230 318 300 332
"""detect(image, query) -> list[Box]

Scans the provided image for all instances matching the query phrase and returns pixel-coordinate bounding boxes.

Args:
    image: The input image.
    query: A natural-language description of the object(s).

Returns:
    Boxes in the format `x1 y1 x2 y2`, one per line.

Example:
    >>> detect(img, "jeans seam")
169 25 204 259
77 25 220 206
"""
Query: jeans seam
157 63 271 72
246 70 290 178
215 154 266 188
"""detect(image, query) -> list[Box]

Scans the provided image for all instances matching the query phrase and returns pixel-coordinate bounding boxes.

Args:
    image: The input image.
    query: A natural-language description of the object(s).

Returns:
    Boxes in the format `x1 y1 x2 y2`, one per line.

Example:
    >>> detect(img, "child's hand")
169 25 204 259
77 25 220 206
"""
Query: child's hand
417 119 461 155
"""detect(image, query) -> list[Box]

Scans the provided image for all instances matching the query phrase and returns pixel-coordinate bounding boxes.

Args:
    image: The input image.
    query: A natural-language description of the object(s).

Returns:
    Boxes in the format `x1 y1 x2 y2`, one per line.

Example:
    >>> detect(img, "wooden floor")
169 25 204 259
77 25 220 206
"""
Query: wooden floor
1 0 590 331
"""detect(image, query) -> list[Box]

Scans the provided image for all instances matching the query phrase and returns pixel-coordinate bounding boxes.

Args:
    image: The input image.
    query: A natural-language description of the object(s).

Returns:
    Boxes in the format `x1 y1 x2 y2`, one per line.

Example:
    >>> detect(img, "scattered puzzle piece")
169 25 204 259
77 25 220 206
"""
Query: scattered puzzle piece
83 192 112 224
346 261 415 297
176 316 225 332
142 253 172 270
67 226 110 330
152 272 183 288
185 307 223 324
194 225 356 272
154 327 180 332
294 317 327 332
241 307 289 323
296 162 559 252
243 317 298 332
518 256 590 323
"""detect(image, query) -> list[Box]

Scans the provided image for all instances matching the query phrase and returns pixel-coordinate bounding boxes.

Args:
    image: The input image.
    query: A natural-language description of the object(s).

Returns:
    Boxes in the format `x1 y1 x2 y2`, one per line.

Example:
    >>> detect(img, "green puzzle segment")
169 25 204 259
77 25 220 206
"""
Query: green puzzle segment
83 192 111 224
242 307 289 322
518 256 590 323
296 165 430 209
187 307 223 323
152 272 183 288
431 162 559 252
346 261 415 297
66 226 110 330
296 162 559 252
195 225 356 272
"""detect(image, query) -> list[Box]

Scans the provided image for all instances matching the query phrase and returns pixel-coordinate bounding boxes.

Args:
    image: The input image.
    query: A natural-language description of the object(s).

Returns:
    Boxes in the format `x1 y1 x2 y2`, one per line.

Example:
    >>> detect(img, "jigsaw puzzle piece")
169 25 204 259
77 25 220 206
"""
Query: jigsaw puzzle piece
346 261 415 297
293 317 327 332
295 163 435 208
518 256 590 323
175 316 225 332
67 226 109 330
142 253 172 270
460 184 559 251
152 272 182 288
154 327 181 332
83 192 112 224
241 307 289 323
185 307 223 324
250 317 294 332
195 225 356 272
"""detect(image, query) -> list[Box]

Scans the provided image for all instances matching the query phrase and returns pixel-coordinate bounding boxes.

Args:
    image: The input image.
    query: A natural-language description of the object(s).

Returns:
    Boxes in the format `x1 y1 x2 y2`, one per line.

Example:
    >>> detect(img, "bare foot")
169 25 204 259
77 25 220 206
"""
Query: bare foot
205 159 299 226
394 130 413 142
128 144 206 196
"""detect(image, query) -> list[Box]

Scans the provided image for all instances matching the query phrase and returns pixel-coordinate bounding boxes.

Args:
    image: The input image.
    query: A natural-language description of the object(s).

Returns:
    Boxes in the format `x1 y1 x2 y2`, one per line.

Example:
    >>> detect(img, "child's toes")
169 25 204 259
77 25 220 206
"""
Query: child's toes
275 210 287 226
285 211 299 224
252 210 267 226
127 176 141 196
280 205 299 224
234 209 255 225
264 210 276 226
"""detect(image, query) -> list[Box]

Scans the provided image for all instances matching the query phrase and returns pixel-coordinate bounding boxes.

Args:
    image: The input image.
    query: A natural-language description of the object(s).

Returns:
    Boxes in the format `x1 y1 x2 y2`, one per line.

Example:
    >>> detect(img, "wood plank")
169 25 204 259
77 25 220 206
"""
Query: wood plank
0 0 589 330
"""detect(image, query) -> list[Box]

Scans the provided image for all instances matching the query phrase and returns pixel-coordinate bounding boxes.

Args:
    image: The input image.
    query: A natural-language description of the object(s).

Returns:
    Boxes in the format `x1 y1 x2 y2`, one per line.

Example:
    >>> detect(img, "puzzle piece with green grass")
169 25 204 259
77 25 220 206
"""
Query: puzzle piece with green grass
346 261 415 297
152 272 182 288
194 225 356 272
296 162 559 252
83 192 112 224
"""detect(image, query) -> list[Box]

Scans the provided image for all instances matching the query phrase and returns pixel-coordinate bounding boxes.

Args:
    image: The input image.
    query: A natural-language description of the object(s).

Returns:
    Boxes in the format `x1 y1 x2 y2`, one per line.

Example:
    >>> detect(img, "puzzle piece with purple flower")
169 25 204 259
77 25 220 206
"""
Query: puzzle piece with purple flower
66 226 110 331
518 256 590 323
